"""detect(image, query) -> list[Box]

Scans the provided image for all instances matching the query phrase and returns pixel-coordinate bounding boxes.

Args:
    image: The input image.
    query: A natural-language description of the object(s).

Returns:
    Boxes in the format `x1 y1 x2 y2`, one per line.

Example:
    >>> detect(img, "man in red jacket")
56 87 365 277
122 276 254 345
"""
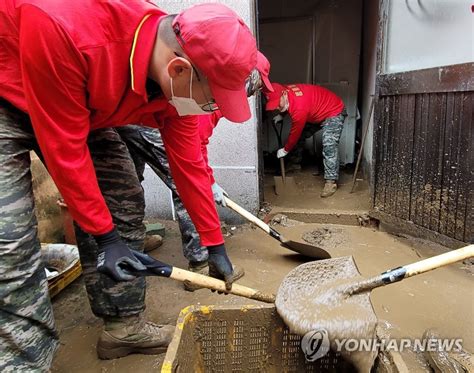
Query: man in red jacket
266 83 347 197
0 1 257 370
117 52 273 292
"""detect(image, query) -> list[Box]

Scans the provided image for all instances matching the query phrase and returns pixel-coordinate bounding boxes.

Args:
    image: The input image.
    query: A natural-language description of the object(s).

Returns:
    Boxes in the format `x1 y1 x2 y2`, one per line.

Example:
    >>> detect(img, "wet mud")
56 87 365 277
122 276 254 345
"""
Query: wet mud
276 257 378 372
302 226 346 249
51 222 473 372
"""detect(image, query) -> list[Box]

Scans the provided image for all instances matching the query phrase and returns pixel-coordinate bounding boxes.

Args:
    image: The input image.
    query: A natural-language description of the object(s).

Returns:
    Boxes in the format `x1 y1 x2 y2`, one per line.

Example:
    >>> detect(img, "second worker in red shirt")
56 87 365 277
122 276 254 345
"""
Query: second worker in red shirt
266 83 347 197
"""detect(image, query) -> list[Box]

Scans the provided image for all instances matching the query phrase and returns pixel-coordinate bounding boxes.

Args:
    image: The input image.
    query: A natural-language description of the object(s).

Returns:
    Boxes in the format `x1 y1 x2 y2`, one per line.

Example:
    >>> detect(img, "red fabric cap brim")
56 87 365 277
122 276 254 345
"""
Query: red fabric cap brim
261 74 274 93
210 81 251 123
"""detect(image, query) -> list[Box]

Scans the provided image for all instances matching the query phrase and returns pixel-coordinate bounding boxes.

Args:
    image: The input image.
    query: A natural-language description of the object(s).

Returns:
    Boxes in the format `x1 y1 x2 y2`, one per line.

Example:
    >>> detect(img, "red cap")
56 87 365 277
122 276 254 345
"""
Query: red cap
173 4 257 123
256 52 273 93
265 83 286 111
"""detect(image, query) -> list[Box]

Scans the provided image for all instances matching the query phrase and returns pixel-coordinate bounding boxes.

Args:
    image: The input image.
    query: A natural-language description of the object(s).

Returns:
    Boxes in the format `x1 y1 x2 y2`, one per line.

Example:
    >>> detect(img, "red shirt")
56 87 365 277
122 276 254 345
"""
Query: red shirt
0 0 223 246
283 84 344 152
198 111 223 184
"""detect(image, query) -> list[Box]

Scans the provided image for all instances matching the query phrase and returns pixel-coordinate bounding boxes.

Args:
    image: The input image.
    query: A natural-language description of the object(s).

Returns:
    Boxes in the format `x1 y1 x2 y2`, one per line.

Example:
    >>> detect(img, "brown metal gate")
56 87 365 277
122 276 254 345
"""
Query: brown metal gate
372 3 473 244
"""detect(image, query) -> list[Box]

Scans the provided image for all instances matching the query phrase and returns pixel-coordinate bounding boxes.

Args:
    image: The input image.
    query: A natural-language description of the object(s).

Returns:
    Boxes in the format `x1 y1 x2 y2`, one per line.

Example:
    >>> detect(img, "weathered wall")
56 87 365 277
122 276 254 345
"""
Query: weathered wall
372 0 473 243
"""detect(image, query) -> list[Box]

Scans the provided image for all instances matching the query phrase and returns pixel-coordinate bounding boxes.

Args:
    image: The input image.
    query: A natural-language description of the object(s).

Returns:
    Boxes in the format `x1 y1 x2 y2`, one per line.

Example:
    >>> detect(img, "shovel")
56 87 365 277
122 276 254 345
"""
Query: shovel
275 245 473 371
128 250 275 303
272 121 298 196
224 196 331 259
275 245 474 368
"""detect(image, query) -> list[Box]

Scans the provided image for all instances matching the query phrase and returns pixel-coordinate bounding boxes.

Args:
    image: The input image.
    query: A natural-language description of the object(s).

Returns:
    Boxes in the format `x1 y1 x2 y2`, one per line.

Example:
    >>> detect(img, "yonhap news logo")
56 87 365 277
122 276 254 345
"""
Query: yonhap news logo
300 328 464 362
300 329 330 362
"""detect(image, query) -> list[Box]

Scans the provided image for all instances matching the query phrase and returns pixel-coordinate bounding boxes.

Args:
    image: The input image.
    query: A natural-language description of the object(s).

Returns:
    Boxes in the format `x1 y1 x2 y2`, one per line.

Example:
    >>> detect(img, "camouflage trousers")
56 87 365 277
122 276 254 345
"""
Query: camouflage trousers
117 125 208 263
0 101 58 372
289 108 347 180
74 128 146 319
0 101 146 371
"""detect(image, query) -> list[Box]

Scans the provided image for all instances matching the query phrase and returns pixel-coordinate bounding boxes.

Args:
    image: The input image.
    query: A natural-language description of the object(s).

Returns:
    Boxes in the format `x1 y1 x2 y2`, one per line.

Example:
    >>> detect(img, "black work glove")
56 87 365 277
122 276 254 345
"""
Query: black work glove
95 227 146 281
208 244 235 291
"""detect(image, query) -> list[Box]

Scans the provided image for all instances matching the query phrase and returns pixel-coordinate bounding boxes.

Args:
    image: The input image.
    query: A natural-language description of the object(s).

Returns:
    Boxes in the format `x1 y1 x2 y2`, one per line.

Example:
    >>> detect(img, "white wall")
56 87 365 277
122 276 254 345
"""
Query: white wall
143 0 260 222
385 0 473 73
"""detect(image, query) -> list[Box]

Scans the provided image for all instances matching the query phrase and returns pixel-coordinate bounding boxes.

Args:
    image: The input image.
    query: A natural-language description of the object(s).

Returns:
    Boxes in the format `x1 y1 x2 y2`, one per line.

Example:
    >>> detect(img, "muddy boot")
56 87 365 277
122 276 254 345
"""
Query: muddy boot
321 180 337 198
143 234 163 253
183 261 209 292
97 315 175 359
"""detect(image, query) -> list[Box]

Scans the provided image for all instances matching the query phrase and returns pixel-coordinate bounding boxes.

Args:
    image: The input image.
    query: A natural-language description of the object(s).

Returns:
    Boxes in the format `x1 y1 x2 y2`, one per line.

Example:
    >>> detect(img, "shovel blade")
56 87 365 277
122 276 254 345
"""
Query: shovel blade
274 176 298 196
275 257 378 371
281 239 331 259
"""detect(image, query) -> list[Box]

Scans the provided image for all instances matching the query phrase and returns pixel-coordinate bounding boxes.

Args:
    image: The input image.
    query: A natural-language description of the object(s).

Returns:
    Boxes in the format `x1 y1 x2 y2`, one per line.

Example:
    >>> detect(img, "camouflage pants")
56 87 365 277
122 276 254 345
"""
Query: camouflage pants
117 125 208 263
73 128 146 318
0 101 146 371
289 108 347 180
0 101 58 372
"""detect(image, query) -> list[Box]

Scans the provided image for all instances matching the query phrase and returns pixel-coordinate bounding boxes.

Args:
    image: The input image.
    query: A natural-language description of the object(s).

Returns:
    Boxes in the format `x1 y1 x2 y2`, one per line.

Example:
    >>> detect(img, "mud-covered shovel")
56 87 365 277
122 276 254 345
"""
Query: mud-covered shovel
277 245 474 330
128 250 275 303
272 122 298 196
275 245 474 370
224 196 331 259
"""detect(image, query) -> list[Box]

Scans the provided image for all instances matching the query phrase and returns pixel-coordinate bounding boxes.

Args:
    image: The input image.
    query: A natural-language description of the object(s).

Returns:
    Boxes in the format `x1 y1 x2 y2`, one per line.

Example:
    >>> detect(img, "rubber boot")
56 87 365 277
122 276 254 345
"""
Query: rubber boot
183 261 209 292
321 180 337 198
97 314 174 359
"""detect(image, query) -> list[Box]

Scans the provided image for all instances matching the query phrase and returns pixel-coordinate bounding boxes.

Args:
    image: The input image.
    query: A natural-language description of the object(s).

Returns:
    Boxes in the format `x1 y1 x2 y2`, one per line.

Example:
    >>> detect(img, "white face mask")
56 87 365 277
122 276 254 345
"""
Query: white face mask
169 68 209 116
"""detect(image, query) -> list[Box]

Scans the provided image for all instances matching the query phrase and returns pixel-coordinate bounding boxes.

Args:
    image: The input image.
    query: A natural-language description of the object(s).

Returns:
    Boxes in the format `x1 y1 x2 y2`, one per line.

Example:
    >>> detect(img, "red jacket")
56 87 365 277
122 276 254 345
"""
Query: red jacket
283 84 344 152
198 111 223 184
0 0 223 246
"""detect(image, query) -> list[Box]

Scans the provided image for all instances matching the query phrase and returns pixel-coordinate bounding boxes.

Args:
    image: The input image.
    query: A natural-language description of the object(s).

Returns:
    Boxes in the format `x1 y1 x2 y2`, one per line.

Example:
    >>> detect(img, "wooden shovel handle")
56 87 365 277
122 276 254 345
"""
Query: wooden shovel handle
170 267 275 303
280 158 286 183
224 197 285 243
403 244 474 278
224 197 271 234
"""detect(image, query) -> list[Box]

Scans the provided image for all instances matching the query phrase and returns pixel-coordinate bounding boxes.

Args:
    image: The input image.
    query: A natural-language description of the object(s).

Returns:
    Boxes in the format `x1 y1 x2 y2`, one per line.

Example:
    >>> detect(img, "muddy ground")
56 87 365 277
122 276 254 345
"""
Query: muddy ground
51 219 474 372
264 168 371 212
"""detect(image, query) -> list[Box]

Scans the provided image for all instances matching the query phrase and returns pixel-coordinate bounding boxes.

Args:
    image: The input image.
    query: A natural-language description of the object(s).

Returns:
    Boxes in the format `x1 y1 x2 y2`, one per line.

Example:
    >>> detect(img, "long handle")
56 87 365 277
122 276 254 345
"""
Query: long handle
224 196 285 243
130 250 275 303
402 244 473 278
170 268 275 303
280 158 286 183
351 245 474 294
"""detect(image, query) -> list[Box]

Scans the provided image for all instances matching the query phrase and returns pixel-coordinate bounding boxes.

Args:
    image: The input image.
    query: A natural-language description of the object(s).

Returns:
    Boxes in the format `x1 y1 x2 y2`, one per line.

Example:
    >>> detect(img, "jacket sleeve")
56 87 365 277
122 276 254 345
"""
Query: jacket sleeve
198 112 222 185
19 5 114 235
200 131 215 185
160 115 223 246
284 109 307 152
